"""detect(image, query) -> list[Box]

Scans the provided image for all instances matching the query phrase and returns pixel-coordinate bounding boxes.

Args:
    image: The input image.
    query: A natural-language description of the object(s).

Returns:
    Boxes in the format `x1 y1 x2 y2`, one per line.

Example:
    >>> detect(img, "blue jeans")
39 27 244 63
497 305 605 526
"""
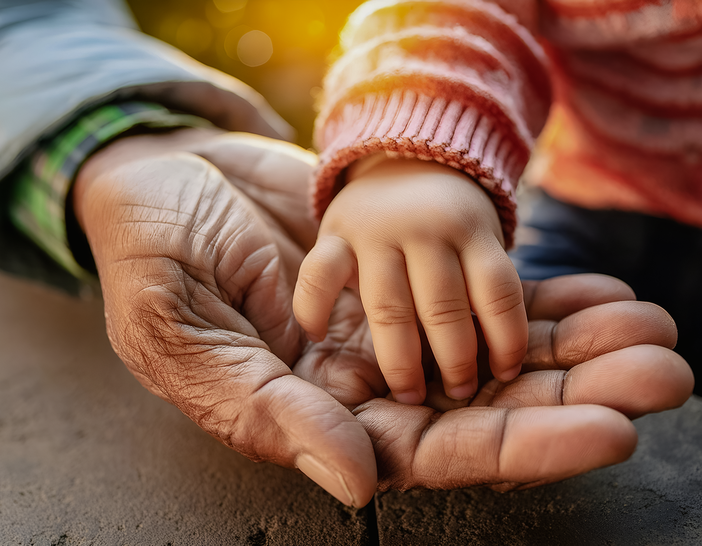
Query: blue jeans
510 189 702 394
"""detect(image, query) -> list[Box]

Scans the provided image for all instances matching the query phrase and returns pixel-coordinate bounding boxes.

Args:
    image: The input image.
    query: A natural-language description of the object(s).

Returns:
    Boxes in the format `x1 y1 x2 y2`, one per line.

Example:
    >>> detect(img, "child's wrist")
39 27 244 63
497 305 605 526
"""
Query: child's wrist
348 155 478 185
347 153 390 180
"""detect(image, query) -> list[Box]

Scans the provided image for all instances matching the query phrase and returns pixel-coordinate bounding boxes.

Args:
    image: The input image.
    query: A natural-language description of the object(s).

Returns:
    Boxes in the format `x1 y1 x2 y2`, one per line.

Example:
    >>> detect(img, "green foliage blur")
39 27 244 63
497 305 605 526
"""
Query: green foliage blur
127 0 365 148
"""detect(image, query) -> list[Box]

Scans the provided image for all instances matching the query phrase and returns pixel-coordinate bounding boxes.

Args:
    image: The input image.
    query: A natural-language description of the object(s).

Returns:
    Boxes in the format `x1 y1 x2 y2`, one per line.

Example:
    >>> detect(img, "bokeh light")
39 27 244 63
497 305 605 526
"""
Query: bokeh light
237 30 273 67
205 3 245 28
128 0 365 148
223 25 250 59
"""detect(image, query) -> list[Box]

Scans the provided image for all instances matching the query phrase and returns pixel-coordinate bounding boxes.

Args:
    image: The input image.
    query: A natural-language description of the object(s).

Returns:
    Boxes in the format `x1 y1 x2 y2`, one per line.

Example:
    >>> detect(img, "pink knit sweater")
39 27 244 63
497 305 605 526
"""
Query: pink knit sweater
313 0 702 247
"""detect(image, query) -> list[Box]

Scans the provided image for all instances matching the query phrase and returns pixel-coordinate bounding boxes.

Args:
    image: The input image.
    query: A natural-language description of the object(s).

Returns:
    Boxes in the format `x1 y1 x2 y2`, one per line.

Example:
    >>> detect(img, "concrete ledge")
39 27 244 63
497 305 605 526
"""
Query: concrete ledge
0 273 370 545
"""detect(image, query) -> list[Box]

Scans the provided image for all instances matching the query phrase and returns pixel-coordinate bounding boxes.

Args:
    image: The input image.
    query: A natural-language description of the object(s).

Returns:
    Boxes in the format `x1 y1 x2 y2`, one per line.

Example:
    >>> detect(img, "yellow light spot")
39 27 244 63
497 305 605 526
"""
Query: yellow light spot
307 20 326 38
237 30 274 67
175 18 213 55
259 0 283 19
205 2 245 28
224 25 250 60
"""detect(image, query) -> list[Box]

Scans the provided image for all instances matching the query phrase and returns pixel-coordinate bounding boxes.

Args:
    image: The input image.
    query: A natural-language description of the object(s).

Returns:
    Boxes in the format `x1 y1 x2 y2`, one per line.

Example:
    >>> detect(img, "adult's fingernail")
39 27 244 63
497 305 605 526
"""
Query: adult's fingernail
296 453 355 507
497 364 522 382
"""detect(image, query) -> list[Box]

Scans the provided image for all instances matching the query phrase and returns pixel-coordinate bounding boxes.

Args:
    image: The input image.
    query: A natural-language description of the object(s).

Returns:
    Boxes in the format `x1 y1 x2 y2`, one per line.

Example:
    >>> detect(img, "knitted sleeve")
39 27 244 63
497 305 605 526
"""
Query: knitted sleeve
312 0 551 247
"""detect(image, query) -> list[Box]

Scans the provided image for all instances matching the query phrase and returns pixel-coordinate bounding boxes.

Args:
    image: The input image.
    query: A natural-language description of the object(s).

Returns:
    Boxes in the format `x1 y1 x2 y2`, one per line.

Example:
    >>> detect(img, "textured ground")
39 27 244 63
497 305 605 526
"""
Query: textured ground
0 271 700 546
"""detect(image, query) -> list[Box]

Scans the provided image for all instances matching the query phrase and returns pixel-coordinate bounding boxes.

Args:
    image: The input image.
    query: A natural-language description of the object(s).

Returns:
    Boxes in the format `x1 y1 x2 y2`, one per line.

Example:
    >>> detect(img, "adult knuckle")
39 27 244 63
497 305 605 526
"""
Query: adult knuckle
494 408 511 479
555 335 597 366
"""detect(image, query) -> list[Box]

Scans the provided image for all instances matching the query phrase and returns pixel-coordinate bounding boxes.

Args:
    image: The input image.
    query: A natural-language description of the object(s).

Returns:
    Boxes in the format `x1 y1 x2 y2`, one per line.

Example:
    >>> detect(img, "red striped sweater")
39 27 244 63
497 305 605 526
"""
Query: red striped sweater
313 0 702 247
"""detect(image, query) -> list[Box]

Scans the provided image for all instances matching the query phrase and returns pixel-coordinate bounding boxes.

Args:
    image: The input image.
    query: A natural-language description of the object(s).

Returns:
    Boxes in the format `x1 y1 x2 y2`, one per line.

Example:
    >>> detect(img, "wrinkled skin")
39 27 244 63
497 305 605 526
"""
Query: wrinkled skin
73 128 694 507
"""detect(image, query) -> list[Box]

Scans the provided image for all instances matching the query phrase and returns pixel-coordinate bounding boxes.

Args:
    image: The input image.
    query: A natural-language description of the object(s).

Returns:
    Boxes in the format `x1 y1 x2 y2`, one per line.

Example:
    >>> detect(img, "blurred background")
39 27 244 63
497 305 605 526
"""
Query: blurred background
127 0 365 148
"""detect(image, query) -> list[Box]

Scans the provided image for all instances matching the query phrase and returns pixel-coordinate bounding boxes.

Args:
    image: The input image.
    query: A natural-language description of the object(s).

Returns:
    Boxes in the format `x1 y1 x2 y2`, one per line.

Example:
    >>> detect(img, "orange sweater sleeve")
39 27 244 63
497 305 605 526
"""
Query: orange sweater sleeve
312 0 551 247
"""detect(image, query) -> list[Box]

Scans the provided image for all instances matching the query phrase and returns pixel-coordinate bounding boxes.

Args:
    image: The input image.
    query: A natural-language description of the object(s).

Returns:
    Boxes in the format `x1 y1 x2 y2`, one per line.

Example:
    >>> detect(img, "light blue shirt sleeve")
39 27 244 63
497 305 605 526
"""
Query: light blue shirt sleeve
0 0 292 180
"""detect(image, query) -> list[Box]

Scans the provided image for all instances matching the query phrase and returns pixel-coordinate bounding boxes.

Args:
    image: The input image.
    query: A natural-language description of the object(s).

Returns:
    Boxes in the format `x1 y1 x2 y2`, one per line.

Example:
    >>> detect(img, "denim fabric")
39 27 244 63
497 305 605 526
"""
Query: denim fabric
511 189 702 393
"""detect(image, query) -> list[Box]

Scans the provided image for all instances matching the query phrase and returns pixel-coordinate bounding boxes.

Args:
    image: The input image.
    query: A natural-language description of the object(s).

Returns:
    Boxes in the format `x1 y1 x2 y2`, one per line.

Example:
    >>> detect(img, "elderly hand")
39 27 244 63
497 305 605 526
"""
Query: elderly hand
296 273 693 491
73 129 693 506
73 128 377 506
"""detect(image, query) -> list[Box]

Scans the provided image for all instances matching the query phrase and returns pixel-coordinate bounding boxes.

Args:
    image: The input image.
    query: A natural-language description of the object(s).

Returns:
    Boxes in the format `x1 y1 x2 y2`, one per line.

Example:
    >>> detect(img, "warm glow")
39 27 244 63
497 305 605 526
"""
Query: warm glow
237 30 273 67
175 18 213 55
307 19 326 38
129 0 366 147
213 0 248 13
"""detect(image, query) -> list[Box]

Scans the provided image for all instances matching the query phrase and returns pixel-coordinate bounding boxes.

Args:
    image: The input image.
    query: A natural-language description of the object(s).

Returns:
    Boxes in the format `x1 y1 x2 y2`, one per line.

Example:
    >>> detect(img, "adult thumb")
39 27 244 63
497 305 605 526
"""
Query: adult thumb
180 351 378 507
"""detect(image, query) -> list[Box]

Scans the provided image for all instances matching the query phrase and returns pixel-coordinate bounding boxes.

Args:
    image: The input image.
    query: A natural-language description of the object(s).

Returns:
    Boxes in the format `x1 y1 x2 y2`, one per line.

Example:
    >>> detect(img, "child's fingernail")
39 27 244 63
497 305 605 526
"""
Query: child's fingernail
498 364 522 382
394 390 424 405
448 379 478 401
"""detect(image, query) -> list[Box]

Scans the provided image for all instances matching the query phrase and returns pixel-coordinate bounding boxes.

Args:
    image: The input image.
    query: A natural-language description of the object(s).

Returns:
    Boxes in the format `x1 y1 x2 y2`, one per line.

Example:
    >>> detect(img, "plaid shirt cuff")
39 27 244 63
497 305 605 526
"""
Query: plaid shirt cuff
9 102 211 280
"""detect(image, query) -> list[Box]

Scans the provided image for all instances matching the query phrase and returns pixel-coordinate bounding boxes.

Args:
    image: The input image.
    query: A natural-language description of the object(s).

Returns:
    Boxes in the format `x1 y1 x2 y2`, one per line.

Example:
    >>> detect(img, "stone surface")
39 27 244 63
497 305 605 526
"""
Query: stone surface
0 273 371 545
374 398 702 546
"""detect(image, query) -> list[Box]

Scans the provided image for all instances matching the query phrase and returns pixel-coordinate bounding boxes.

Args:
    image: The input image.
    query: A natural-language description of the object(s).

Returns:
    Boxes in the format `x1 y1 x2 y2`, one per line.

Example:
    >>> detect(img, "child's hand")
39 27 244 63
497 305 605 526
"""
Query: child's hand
294 157 527 404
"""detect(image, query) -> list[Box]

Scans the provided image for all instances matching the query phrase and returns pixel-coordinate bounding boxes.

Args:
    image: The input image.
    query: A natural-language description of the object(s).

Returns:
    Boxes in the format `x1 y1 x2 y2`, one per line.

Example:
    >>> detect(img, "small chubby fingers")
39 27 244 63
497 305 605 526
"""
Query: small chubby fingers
461 243 527 382
405 245 478 400
294 235 357 342
358 248 425 405
294 290 388 410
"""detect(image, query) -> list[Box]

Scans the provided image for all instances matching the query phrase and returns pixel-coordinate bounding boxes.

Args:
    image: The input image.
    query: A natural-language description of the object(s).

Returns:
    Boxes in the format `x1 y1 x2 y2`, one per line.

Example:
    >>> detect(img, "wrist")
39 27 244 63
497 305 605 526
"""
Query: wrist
325 156 506 248
10 101 216 280
346 156 499 213
347 153 390 180
348 155 481 187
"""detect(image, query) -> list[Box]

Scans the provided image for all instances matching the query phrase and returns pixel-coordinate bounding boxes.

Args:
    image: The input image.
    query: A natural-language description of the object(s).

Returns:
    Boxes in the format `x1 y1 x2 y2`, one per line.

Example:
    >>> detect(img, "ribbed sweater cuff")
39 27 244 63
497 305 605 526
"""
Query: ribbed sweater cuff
313 90 528 248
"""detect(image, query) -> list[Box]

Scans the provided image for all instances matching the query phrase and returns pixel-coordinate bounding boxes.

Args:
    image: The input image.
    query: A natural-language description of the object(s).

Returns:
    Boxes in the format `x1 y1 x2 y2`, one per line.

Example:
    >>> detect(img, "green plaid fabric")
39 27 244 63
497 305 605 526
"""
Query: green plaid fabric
9 102 210 279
